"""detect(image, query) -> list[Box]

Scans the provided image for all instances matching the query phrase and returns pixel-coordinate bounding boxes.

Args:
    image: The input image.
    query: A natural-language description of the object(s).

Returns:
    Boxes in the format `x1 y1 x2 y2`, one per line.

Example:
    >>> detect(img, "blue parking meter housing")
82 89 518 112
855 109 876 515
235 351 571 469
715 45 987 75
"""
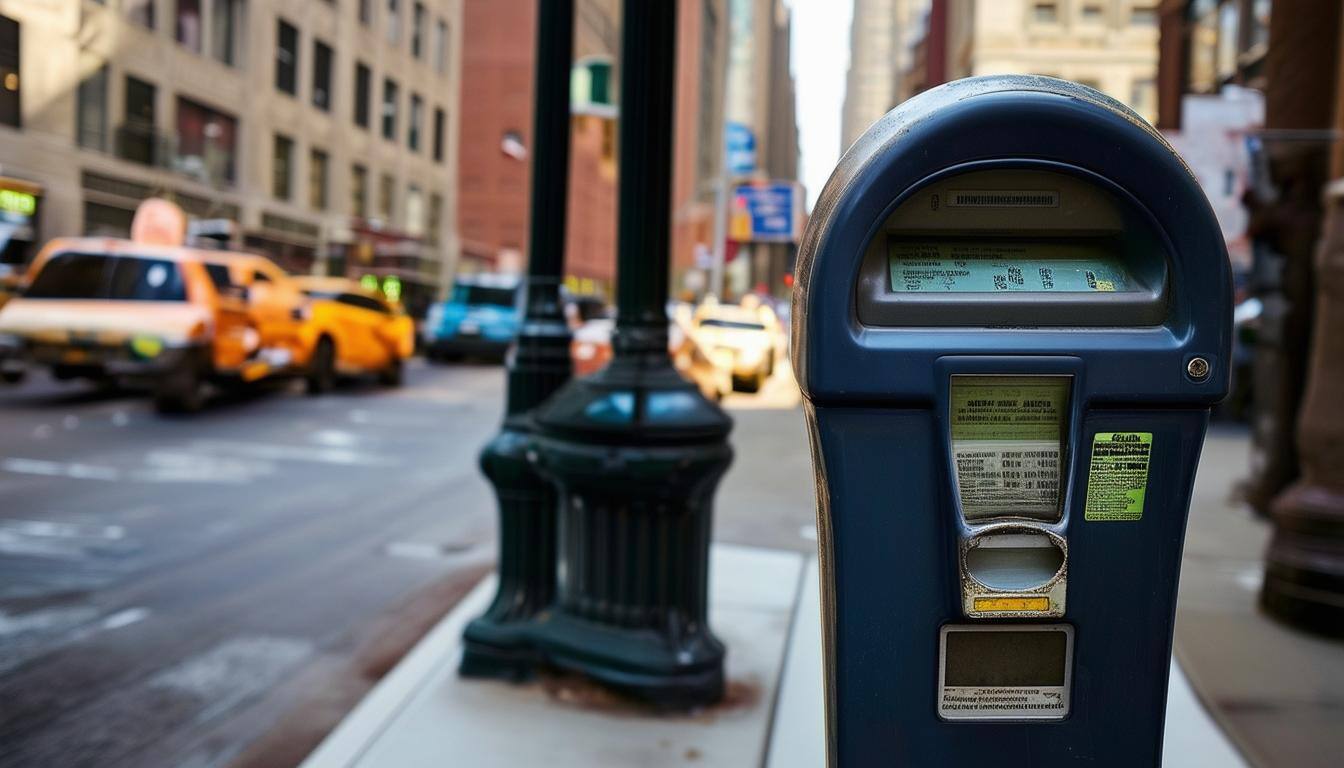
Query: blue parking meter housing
794 76 1231 767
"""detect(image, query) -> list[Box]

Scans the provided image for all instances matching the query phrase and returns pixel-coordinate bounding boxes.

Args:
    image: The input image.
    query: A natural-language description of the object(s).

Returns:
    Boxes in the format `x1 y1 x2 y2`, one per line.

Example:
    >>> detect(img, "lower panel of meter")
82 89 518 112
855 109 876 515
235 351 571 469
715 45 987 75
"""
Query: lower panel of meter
937 624 1073 722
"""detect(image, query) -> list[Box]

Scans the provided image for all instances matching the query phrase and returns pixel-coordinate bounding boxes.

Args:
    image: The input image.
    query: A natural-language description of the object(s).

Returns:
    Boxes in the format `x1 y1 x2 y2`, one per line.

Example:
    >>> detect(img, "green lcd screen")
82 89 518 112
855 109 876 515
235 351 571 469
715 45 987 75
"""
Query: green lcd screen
888 239 1135 293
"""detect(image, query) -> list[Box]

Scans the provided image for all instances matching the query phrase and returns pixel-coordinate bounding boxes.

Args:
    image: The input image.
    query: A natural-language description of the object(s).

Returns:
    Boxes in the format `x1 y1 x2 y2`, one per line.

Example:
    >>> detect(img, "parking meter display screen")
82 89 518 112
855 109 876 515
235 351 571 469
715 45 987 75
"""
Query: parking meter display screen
888 240 1135 293
939 625 1073 721
950 376 1069 521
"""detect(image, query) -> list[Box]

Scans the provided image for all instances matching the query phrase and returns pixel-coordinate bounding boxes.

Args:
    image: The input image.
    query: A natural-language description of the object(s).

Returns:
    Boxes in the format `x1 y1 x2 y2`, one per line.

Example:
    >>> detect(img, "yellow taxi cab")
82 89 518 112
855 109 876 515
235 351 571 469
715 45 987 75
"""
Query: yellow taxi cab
0 237 304 412
291 276 415 391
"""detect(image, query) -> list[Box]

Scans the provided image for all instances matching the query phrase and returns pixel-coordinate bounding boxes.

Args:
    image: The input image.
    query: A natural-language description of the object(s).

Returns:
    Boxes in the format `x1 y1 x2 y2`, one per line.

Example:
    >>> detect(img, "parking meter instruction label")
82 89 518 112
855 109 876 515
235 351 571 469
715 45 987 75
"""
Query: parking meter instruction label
950 376 1069 520
888 240 1134 293
1084 432 1152 521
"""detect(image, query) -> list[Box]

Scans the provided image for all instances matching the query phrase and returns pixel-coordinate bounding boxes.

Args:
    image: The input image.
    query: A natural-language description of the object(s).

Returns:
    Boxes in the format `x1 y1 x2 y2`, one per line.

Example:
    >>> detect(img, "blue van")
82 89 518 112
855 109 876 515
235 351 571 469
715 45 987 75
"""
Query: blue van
424 274 521 362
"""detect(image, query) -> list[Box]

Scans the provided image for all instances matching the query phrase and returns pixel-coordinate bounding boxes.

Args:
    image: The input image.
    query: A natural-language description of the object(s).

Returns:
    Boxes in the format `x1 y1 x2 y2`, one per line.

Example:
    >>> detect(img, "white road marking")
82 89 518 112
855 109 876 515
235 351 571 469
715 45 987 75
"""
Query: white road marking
311 429 360 448
111 411 130 427
149 636 313 723
0 519 124 540
137 450 275 484
1 458 121 481
100 606 150 631
189 439 393 467
0 606 101 638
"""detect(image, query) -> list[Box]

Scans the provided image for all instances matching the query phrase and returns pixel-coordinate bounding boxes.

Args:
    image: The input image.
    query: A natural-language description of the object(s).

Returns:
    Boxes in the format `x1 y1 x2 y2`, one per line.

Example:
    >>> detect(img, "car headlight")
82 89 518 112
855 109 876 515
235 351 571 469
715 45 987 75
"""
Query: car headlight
130 334 165 359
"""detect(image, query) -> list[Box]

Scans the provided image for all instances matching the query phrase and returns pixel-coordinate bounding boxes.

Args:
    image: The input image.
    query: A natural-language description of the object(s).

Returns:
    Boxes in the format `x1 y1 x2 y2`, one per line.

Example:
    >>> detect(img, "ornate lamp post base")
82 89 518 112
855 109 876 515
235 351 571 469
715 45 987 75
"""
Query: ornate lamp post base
459 418 557 679
527 353 733 707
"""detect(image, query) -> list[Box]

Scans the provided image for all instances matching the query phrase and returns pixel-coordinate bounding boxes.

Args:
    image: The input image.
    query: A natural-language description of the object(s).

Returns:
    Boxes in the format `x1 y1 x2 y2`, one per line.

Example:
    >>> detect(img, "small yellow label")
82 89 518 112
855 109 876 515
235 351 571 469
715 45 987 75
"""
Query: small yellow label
973 596 1051 613
1095 279 1115 292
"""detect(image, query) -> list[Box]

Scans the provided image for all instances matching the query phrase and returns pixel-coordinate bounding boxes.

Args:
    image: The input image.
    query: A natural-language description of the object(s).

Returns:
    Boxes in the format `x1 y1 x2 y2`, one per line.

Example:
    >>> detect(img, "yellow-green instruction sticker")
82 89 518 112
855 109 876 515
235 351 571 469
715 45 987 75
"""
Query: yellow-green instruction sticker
1084 432 1152 521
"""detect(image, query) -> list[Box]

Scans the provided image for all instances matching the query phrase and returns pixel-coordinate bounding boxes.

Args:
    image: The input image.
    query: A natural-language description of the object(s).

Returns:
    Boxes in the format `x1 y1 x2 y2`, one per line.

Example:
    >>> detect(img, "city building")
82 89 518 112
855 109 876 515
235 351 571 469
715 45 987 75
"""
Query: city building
944 0 1162 124
670 0 730 299
718 0 800 299
842 0 934 151
456 0 731 301
1155 0 1271 130
0 0 463 316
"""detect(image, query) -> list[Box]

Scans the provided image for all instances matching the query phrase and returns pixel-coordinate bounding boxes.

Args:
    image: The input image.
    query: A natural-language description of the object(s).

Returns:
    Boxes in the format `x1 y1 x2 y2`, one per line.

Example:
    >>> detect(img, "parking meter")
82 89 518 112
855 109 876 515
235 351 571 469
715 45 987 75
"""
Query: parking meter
793 76 1231 766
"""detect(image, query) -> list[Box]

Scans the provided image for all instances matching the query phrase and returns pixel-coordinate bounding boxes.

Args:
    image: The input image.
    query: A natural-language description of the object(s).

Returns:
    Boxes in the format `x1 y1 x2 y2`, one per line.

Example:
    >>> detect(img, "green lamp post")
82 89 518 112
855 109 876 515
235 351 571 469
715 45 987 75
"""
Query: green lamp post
527 0 735 708
459 0 576 679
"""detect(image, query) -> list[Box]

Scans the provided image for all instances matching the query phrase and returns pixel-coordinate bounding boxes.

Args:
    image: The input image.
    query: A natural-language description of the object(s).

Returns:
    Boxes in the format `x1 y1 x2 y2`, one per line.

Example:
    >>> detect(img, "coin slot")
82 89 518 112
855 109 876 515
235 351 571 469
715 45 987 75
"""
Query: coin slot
963 532 1065 592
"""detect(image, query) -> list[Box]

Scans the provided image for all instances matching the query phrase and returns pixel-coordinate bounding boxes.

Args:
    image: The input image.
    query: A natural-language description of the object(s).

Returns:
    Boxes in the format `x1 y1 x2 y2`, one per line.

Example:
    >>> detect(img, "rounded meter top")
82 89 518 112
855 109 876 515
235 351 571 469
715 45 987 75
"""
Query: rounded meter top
791 75 1232 407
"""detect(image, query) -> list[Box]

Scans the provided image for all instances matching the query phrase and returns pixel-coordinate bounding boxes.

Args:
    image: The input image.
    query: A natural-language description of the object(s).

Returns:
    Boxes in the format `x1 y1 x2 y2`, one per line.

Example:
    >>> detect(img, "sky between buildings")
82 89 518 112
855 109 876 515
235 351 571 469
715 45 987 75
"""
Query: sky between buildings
787 0 853 211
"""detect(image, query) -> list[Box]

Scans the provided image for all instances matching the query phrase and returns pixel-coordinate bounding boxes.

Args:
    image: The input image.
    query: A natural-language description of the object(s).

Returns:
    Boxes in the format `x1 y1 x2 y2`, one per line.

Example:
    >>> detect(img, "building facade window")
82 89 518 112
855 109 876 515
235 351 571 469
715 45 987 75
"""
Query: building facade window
118 76 158 165
428 191 442 245
309 148 329 210
1080 4 1104 24
211 0 242 66
1130 5 1158 26
354 62 371 128
176 96 238 185
405 185 423 236
276 19 298 96
77 66 109 150
378 173 395 221
313 40 333 111
1031 2 1058 24
412 3 425 58
432 107 445 162
386 0 400 44
351 164 368 218
408 93 422 151
382 78 398 140
0 14 18 129
176 0 203 52
273 133 294 200
359 0 372 26
433 19 448 73
126 0 155 29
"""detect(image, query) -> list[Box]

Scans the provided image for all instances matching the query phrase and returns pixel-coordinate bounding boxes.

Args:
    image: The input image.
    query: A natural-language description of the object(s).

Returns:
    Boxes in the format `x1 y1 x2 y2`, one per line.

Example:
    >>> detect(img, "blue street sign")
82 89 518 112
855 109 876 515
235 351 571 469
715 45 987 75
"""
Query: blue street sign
733 182 800 242
725 122 757 176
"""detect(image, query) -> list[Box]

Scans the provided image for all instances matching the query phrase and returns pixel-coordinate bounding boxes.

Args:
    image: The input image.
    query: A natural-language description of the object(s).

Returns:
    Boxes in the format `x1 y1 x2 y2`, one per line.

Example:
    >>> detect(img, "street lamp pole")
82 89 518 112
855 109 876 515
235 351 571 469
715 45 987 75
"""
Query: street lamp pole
459 0 575 679
527 0 735 707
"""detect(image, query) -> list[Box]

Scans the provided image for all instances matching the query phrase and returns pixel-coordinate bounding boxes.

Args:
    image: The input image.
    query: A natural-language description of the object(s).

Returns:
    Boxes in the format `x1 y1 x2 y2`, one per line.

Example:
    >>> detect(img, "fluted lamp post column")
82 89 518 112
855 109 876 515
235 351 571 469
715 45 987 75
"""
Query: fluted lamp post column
526 0 735 708
459 0 576 679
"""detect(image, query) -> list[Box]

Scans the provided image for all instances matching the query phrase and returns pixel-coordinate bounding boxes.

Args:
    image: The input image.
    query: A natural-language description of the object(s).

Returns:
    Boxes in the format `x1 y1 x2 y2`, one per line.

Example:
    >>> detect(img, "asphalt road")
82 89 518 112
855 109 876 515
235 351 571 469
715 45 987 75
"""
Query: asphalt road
0 361 505 768
0 357 816 768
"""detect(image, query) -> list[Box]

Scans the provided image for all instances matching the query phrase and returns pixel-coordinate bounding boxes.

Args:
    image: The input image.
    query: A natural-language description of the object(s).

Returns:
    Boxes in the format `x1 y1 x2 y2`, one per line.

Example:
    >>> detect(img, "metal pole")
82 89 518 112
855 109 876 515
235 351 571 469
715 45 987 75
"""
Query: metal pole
460 0 575 680
527 0 735 708
612 0 678 356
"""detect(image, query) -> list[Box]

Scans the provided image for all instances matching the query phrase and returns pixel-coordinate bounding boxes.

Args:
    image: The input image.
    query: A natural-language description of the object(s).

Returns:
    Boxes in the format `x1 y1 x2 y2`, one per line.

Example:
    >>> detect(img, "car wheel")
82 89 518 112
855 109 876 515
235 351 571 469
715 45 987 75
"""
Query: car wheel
306 337 337 395
154 360 206 414
379 357 404 387
1 369 24 385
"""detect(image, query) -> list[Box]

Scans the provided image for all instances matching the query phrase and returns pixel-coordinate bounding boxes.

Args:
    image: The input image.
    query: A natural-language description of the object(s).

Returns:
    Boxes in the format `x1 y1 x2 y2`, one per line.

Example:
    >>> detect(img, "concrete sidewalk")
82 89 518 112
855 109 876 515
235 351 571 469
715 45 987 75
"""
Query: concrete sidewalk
1174 426 1344 768
300 413 1339 768
303 545 1247 768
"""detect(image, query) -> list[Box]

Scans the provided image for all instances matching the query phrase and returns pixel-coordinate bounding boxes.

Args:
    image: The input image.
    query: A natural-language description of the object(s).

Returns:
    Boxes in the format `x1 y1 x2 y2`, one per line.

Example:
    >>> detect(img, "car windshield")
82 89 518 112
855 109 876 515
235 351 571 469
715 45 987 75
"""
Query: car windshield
455 285 516 307
25 252 188 302
699 317 766 331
